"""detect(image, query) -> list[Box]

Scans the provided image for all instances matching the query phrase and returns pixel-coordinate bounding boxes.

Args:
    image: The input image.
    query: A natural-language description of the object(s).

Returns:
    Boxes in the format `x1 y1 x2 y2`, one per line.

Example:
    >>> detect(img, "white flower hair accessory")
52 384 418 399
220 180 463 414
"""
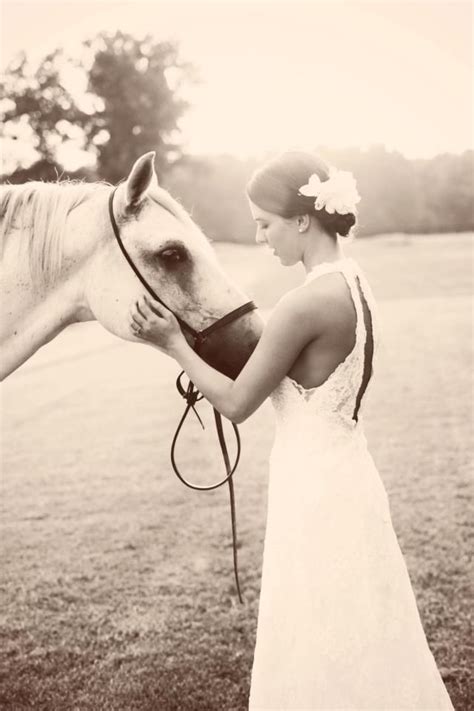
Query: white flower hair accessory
298 167 361 215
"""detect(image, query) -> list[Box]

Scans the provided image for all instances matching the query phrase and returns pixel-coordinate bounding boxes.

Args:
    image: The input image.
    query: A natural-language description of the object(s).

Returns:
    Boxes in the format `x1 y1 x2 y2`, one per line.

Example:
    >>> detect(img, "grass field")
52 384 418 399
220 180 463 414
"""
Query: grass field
1 233 473 710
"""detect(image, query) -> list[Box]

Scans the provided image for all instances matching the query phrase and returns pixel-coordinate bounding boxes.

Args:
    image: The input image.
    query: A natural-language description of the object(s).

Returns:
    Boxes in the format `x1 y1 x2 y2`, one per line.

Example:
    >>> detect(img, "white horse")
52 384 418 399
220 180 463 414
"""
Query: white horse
0 152 262 381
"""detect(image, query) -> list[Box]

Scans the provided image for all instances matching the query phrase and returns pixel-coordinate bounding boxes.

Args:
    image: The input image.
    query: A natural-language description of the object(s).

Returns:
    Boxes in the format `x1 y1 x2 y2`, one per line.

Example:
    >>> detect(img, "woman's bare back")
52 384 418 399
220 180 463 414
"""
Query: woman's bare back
287 270 373 392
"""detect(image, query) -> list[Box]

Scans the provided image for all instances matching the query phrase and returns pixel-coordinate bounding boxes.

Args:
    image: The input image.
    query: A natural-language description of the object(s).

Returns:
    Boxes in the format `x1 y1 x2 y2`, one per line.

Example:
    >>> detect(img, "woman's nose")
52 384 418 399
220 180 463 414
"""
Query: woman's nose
255 230 266 245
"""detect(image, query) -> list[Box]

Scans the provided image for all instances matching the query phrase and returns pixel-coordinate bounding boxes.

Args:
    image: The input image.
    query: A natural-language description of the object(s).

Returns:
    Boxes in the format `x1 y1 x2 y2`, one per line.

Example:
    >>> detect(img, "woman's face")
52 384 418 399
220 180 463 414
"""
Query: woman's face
249 201 303 266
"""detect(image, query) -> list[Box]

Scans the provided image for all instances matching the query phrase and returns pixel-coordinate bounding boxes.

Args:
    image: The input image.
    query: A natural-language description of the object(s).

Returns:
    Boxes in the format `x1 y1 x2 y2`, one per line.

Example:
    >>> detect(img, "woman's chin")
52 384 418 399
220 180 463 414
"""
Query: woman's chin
270 251 292 267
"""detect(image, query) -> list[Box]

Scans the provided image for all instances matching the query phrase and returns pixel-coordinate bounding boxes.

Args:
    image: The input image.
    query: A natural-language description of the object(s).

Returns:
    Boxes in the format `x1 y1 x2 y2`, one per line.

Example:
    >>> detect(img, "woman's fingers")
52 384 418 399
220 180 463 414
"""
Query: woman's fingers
130 302 145 324
143 294 168 318
135 299 148 320
129 300 147 337
129 294 174 339
147 297 180 328
130 313 143 328
130 317 144 338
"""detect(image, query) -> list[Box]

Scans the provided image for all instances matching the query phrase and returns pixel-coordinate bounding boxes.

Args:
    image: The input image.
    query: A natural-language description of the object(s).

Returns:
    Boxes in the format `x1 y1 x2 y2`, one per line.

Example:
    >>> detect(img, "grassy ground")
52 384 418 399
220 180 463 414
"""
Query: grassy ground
1 233 472 710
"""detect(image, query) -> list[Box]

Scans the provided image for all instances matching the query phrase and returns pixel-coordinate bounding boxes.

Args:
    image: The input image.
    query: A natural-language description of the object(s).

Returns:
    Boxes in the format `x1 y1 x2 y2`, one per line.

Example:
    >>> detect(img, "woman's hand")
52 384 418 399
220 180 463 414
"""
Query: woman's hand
129 295 186 355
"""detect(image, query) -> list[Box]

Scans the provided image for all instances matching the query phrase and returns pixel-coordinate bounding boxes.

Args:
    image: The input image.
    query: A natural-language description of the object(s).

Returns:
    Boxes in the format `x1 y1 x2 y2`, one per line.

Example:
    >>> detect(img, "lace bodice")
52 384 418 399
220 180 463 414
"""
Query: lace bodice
270 257 379 442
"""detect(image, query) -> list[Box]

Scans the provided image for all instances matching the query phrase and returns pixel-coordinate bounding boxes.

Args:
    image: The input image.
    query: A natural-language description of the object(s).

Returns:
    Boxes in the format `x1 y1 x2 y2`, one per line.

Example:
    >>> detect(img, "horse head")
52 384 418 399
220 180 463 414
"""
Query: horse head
69 152 263 378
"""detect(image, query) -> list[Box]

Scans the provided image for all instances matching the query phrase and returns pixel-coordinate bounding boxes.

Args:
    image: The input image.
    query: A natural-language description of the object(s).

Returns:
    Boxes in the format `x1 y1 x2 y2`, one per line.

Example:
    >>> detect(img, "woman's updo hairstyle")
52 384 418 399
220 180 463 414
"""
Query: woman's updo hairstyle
246 151 357 238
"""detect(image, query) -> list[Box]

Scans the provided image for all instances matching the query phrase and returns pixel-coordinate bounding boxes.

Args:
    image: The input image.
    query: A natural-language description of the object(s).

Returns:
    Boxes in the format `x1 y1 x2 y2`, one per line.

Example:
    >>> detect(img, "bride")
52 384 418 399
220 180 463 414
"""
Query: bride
129 151 454 710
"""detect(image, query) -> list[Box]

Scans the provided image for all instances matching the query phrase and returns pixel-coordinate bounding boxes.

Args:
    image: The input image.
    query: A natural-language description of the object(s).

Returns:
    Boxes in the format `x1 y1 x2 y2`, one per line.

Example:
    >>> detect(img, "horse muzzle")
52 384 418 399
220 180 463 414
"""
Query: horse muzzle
195 308 263 380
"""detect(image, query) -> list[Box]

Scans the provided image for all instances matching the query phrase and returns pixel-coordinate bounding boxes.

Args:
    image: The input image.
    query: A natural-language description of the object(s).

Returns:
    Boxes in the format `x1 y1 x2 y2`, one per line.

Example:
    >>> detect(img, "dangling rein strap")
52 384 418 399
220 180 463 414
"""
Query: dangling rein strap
172 365 245 604
108 187 257 602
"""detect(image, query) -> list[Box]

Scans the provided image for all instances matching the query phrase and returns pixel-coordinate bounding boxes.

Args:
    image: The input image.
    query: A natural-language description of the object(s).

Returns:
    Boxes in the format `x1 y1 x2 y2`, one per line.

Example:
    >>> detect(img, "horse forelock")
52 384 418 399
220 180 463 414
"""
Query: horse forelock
0 180 108 285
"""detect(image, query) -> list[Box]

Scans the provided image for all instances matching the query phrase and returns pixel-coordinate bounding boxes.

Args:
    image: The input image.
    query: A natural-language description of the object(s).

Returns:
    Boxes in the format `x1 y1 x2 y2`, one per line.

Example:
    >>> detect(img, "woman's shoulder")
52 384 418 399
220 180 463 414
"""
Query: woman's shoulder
283 270 354 312
274 271 355 332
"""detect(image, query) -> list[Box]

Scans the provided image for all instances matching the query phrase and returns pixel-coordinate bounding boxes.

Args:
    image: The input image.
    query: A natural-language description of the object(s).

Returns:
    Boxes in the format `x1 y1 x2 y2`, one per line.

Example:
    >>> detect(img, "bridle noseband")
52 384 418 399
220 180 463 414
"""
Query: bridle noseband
108 187 257 602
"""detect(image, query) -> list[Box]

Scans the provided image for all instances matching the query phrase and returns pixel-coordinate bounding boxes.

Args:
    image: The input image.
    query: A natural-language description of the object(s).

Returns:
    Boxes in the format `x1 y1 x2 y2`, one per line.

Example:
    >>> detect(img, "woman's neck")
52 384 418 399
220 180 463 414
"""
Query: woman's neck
301 231 345 274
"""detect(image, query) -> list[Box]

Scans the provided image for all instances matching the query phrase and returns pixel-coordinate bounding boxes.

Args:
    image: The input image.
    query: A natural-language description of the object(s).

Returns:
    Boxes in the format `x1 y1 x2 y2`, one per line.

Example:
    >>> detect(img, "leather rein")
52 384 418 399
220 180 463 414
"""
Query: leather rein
108 187 257 603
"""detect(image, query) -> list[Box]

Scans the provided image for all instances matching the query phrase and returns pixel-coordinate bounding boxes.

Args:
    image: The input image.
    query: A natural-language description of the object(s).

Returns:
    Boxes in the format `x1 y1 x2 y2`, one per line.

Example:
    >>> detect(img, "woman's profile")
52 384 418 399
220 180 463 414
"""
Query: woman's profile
129 151 454 710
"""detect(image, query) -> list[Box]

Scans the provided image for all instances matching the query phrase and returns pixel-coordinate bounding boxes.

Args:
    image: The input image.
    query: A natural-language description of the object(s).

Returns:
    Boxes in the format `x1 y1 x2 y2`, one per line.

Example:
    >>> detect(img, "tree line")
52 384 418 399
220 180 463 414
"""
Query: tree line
1 32 472 242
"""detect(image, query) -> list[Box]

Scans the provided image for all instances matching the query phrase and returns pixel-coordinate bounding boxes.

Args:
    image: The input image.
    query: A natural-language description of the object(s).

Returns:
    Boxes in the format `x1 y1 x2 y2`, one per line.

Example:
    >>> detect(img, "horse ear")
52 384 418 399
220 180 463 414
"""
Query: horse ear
125 151 158 208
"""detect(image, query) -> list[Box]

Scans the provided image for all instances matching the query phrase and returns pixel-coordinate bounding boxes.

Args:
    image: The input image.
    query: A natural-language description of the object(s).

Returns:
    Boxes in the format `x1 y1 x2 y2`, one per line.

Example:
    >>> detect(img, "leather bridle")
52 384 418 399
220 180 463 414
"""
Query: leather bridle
108 186 257 602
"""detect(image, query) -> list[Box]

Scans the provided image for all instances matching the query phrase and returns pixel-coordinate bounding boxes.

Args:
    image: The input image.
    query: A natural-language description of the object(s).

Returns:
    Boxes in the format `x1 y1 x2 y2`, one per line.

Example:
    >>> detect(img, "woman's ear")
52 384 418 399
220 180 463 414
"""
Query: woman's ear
296 214 310 233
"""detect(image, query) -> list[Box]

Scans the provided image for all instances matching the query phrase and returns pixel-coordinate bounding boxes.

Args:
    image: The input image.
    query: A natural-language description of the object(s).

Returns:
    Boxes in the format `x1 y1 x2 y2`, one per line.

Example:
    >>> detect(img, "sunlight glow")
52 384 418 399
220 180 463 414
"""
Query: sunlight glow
2 0 472 161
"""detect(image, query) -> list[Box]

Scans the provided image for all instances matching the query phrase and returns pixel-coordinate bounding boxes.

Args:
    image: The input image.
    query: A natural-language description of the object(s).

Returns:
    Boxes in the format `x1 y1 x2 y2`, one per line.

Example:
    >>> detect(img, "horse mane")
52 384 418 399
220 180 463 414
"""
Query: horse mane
0 178 204 286
0 180 108 284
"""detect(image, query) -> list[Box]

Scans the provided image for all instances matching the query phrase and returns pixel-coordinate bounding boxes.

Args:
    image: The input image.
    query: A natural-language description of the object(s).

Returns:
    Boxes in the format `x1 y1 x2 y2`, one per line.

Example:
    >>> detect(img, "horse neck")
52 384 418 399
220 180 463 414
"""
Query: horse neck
0 218 97 381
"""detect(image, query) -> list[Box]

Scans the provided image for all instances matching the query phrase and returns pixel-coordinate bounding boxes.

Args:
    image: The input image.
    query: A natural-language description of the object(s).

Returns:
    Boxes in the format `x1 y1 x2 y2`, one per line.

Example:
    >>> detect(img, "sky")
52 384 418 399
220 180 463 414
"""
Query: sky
1 0 473 162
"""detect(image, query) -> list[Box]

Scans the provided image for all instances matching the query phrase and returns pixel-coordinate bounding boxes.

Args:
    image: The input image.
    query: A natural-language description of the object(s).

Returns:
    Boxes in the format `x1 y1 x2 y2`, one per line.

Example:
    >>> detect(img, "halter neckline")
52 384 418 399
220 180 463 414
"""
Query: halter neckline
304 256 353 283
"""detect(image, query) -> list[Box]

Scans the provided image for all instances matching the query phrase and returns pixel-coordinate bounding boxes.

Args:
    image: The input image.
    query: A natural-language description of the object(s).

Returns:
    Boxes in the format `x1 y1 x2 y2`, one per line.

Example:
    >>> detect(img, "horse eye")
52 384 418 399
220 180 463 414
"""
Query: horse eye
159 247 187 263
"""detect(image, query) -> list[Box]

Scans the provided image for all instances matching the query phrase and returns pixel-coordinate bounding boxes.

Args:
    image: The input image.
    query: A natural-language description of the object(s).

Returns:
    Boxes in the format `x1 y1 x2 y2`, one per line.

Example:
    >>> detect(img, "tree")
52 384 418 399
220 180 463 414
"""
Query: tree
414 151 474 232
80 31 196 183
1 50 89 179
1 32 196 183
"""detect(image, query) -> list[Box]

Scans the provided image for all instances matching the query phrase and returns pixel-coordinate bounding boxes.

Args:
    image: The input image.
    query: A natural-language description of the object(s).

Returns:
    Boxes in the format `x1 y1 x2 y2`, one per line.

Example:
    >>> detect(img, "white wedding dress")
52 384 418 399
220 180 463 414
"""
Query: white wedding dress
248 257 454 710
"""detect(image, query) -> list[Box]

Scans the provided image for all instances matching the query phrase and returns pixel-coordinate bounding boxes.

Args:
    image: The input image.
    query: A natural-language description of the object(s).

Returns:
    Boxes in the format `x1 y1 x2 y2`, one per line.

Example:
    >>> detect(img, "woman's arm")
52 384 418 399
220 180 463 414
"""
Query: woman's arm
131 291 321 423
